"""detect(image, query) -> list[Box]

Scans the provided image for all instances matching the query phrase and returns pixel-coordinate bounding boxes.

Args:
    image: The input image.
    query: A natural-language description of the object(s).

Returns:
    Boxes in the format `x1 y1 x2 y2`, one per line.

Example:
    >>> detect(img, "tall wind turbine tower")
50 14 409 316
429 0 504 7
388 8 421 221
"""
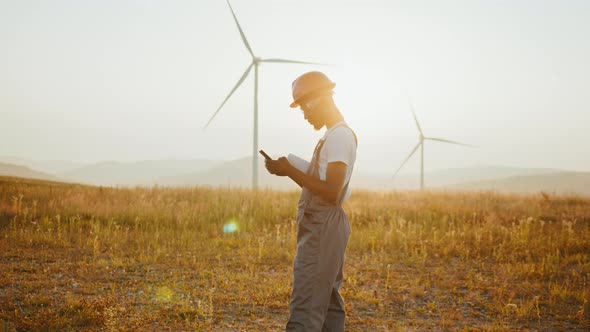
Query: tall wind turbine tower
204 0 321 189
394 98 475 190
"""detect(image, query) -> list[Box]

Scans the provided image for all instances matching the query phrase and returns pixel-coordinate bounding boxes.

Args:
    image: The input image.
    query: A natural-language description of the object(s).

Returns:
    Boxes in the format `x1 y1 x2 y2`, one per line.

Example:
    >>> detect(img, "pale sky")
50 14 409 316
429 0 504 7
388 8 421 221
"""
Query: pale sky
1 0 589 174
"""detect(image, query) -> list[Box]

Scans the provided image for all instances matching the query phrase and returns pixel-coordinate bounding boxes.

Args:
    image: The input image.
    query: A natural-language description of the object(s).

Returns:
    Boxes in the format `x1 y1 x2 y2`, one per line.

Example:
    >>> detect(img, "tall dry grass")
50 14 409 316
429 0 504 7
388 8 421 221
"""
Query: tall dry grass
0 176 588 331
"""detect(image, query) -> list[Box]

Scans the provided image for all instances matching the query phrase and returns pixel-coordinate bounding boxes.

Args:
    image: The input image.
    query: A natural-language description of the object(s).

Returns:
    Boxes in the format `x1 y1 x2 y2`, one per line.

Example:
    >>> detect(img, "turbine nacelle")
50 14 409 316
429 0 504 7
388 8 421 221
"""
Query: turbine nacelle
393 96 475 190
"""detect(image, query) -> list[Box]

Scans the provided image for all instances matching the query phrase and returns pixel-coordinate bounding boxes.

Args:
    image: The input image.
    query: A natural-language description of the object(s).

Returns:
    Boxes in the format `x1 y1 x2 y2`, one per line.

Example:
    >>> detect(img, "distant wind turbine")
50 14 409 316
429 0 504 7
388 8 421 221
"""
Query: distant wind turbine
394 98 475 190
204 0 323 189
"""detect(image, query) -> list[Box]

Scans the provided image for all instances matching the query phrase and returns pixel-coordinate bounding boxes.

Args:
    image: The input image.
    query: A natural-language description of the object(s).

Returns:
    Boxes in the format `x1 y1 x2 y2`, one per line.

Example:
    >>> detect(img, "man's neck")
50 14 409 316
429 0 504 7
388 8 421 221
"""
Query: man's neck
324 106 344 129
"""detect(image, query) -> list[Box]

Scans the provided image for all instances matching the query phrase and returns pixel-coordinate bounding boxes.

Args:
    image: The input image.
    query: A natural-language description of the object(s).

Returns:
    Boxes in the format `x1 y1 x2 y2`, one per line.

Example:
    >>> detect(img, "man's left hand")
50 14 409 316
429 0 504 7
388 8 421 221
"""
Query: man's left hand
265 157 292 177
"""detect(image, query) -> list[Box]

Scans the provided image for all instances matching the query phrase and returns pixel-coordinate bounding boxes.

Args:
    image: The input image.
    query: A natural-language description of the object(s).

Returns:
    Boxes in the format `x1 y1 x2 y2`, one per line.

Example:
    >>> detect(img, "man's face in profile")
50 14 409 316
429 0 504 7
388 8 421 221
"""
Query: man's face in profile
300 97 325 131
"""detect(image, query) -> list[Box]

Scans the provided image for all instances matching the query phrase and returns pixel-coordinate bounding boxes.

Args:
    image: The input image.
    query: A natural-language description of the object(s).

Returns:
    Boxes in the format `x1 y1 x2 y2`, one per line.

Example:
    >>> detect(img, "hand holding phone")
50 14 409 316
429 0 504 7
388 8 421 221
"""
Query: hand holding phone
259 150 272 160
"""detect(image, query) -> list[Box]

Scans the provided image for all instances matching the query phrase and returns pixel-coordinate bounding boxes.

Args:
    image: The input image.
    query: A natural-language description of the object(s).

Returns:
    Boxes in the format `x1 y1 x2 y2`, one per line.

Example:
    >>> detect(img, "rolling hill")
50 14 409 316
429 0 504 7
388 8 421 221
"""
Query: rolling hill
443 171 590 196
0 156 83 174
0 162 63 182
160 156 300 190
3 156 588 197
57 159 222 186
159 157 589 196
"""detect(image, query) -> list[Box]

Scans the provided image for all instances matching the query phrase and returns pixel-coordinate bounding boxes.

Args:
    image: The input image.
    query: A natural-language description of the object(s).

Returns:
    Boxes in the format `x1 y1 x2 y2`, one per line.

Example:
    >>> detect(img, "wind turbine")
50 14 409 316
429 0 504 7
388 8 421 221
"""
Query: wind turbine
204 0 321 189
393 98 475 190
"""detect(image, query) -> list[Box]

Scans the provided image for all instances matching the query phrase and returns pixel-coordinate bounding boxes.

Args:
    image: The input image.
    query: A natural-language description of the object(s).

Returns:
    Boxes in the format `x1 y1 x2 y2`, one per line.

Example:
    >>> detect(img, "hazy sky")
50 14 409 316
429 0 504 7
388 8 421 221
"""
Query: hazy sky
1 0 589 174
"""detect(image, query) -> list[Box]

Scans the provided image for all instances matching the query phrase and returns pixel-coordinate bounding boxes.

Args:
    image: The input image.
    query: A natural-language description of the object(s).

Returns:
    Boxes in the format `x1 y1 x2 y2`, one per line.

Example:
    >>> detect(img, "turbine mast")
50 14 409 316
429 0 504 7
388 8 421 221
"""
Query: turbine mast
420 141 424 190
253 62 259 189
205 1 323 190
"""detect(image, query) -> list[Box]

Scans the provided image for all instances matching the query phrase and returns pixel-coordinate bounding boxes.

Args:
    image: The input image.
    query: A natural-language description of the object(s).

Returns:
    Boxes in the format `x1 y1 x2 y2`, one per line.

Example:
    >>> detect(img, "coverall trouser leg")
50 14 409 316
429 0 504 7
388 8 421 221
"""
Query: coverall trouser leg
286 208 350 332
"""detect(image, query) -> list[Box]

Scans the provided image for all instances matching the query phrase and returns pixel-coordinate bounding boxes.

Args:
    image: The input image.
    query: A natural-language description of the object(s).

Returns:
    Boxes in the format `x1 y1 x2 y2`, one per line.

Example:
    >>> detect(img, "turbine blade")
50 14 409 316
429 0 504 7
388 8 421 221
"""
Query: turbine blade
261 58 327 65
425 137 476 148
393 142 421 177
203 63 253 129
408 100 423 135
226 0 254 57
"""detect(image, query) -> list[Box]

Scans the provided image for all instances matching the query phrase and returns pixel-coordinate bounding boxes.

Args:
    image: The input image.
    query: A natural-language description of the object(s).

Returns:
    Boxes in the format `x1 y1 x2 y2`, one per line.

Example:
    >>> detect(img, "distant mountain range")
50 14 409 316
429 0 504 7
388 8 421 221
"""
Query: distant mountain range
444 172 590 196
0 162 63 182
0 156 588 196
160 157 300 190
0 156 83 174
380 165 565 189
56 159 221 186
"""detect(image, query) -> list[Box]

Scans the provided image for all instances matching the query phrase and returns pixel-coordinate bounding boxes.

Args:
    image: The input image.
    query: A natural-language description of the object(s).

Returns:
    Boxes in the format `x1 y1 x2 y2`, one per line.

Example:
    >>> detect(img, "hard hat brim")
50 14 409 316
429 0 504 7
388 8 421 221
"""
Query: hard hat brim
289 83 336 108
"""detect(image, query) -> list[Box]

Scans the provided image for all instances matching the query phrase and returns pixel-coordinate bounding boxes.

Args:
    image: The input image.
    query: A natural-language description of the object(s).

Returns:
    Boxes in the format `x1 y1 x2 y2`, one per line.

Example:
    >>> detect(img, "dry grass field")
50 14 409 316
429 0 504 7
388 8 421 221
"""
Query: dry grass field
0 176 589 331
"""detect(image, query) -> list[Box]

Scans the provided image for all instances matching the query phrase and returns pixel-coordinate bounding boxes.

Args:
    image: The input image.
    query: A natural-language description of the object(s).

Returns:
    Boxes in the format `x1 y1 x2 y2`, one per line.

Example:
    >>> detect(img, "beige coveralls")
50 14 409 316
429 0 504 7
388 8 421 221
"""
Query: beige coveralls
286 124 356 332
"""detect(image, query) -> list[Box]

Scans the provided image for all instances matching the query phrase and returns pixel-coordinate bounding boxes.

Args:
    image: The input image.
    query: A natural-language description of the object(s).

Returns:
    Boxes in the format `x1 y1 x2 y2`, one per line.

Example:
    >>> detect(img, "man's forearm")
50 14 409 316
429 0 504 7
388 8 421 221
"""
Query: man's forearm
286 165 339 203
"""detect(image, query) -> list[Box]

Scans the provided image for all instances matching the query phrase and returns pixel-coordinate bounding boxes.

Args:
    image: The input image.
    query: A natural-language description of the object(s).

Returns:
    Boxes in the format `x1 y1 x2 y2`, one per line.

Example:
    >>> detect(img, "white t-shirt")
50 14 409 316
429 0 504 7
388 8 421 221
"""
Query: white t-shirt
317 121 357 201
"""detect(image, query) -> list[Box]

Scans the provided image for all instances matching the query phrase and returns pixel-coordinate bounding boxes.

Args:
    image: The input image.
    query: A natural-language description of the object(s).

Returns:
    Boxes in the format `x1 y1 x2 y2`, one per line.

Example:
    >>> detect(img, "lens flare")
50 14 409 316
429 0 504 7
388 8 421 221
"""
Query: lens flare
223 219 239 233
156 286 174 302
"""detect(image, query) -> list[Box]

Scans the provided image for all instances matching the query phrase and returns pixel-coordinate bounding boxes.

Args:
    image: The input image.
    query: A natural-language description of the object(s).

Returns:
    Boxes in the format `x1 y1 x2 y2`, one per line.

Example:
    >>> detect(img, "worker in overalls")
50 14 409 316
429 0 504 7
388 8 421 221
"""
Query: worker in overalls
264 71 357 331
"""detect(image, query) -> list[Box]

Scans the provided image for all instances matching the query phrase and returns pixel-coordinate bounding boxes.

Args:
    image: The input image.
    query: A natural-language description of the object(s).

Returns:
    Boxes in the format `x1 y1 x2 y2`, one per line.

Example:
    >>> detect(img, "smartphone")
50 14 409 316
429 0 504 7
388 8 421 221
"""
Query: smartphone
259 150 272 160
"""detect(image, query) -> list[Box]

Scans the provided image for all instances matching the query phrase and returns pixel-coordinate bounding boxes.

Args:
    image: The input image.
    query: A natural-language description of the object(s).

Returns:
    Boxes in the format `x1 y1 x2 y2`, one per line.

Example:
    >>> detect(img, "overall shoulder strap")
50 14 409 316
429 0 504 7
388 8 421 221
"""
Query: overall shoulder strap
324 123 358 205
308 139 326 176
330 123 358 147
311 123 353 175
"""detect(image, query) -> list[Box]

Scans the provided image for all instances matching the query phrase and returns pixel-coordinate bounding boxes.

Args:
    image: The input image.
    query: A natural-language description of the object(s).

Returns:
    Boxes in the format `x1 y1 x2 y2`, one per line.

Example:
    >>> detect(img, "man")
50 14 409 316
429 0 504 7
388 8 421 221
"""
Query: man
264 71 357 331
